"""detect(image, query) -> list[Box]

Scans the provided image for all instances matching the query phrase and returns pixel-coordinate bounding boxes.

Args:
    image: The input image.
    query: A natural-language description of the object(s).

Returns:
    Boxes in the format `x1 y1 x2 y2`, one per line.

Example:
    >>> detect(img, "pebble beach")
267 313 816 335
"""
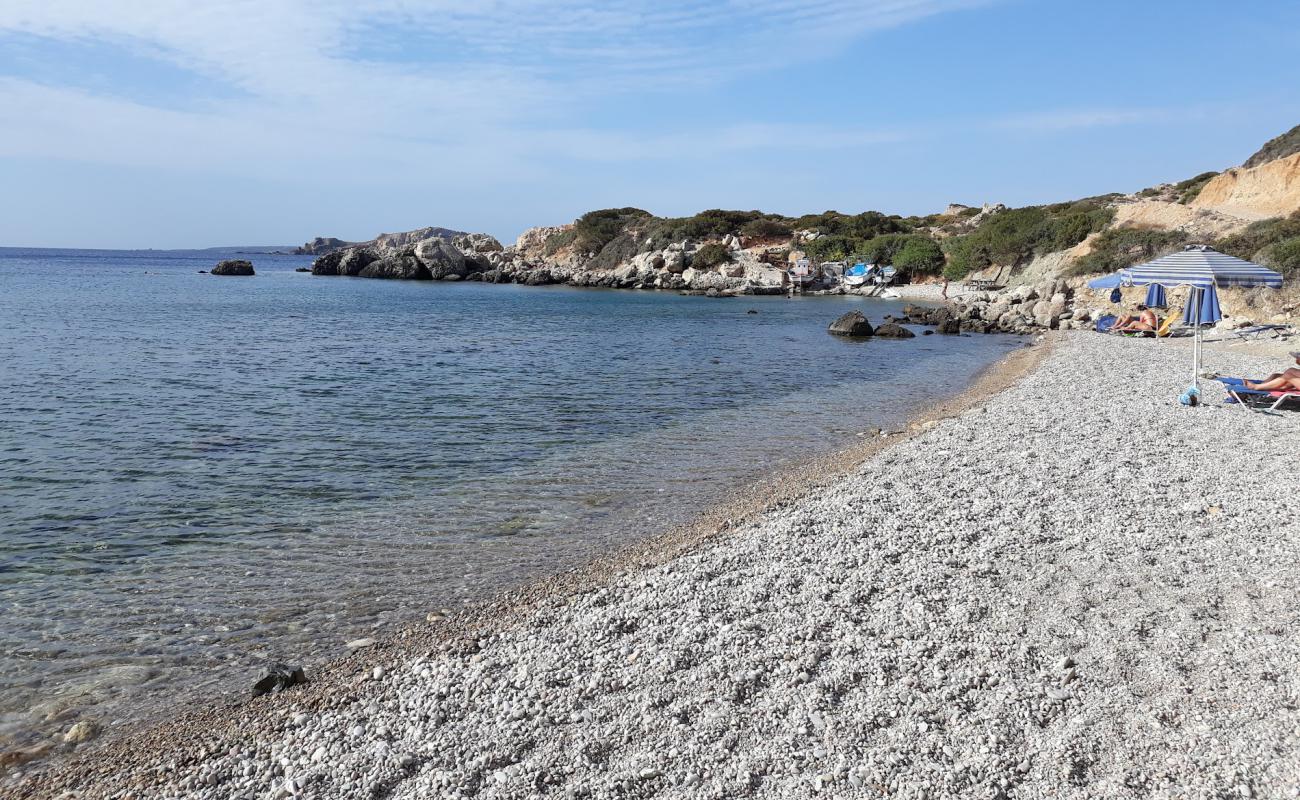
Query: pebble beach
9 331 1300 799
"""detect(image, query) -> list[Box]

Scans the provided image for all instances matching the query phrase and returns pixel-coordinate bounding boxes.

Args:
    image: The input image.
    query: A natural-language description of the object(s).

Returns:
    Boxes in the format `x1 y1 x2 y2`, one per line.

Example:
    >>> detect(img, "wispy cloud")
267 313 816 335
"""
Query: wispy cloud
988 107 1208 133
0 0 985 180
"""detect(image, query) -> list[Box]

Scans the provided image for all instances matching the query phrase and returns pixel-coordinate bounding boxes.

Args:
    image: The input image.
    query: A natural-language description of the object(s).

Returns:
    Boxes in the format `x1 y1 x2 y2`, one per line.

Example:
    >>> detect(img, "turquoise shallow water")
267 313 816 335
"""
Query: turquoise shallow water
0 247 1023 744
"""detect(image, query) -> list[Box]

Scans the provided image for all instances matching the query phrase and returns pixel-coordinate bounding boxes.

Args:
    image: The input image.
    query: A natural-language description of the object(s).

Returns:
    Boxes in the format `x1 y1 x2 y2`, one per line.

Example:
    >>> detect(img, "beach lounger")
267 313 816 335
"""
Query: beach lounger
1212 377 1300 412
1225 324 1295 342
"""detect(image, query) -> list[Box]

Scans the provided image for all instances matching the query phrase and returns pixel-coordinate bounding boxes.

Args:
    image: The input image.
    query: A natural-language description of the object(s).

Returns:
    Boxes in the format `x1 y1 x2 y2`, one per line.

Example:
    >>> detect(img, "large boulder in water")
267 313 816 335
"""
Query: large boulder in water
873 322 916 338
828 310 874 337
359 252 430 279
415 238 468 279
211 259 254 276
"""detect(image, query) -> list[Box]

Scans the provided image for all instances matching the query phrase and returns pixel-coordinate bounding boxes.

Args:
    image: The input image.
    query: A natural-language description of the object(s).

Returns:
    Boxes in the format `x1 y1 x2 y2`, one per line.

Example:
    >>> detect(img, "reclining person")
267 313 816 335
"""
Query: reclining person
1243 351 1300 392
1112 304 1158 335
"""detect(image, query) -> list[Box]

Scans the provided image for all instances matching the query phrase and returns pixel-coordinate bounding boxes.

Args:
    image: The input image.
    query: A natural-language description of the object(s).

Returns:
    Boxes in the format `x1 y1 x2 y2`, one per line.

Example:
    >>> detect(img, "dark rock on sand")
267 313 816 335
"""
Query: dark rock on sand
211 259 255 276
873 322 916 338
252 664 306 697
828 310 874 337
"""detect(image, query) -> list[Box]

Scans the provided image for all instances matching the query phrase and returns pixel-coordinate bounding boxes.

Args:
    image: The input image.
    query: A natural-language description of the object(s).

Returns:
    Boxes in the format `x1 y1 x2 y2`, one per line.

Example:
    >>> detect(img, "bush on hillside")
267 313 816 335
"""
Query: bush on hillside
691 242 733 269
739 217 793 238
791 210 911 240
892 237 946 277
941 235 989 280
1256 237 1300 277
573 207 652 253
938 201 1113 274
1214 211 1300 262
1173 171 1219 204
1067 226 1189 276
802 234 861 262
851 234 944 276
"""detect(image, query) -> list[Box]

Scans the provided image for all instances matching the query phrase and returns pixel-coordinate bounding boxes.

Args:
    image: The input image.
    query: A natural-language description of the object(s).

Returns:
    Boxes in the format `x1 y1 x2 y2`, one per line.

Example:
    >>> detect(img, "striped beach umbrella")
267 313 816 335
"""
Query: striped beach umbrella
1118 245 1284 289
1144 284 1167 309
1100 245 1284 398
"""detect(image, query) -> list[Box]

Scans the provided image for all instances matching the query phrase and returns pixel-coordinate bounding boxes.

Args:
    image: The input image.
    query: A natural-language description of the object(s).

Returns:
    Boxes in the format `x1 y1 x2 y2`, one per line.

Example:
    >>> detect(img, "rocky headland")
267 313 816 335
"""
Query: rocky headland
301 124 1300 332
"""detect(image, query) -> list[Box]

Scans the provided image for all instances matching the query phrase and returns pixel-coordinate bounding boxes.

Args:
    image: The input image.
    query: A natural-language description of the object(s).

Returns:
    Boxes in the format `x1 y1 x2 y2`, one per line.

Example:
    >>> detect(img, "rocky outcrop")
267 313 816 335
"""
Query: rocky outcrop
295 226 467 256
211 259 255 276
294 237 356 255
827 311 874 337
873 322 915 338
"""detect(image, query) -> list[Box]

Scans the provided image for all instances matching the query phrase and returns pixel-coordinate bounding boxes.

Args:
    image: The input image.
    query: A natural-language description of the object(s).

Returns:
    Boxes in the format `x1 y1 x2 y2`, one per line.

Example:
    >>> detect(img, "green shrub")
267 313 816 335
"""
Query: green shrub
851 234 943 276
891 236 945 276
691 242 733 269
542 228 577 256
739 217 792 238
1172 171 1219 204
1256 236 1300 276
791 210 910 240
802 235 860 262
1068 227 1189 276
1214 212 1300 262
573 207 652 253
941 235 989 280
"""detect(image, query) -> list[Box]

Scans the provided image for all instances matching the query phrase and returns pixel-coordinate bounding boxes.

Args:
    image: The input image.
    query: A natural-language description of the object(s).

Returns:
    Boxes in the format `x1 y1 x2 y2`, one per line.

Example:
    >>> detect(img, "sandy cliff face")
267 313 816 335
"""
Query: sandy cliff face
1191 151 1300 220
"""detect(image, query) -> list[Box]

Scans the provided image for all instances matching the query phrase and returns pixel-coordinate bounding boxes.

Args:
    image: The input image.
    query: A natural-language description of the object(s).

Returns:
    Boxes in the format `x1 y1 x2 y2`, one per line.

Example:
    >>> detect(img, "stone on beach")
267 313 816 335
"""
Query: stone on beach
250 663 306 696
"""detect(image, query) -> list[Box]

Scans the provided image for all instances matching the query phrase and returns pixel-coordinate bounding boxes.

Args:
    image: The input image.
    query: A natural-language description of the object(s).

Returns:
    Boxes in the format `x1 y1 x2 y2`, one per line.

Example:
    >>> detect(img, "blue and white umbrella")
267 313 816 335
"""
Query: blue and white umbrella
1144 284 1167 309
1182 284 1222 326
1118 246 1283 290
1091 245 1284 396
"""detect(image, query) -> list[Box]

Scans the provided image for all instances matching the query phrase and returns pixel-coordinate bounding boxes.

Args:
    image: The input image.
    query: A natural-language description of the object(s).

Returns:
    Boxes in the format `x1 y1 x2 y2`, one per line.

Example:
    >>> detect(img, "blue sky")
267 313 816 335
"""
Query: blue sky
0 0 1297 249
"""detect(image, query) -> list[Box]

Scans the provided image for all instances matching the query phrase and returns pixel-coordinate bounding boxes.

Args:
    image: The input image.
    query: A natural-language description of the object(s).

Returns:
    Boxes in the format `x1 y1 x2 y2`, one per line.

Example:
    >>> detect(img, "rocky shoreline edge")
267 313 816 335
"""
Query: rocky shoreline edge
10 333 1300 799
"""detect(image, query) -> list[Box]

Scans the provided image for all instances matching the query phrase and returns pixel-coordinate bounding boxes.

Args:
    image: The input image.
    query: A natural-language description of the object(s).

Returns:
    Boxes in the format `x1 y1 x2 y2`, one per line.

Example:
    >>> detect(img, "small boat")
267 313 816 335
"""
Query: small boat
843 262 870 287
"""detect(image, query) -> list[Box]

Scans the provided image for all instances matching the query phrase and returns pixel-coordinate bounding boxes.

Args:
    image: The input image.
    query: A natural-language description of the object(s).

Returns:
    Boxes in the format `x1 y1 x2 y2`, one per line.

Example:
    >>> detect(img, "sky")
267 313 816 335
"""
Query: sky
0 0 1298 249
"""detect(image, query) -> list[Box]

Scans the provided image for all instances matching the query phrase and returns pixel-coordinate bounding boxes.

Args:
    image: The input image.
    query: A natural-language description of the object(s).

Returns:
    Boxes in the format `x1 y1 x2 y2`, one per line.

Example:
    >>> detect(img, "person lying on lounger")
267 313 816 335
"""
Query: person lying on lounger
1242 351 1300 392
1112 305 1158 334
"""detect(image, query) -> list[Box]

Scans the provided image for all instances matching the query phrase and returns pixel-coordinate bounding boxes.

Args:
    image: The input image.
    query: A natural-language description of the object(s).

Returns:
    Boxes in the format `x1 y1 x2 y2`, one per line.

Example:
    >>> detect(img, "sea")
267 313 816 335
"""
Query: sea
0 246 1025 749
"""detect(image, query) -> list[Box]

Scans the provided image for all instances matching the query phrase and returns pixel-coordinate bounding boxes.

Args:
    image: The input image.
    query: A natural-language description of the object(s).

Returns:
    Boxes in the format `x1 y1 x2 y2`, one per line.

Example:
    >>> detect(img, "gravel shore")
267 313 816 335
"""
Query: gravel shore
10 332 1300 799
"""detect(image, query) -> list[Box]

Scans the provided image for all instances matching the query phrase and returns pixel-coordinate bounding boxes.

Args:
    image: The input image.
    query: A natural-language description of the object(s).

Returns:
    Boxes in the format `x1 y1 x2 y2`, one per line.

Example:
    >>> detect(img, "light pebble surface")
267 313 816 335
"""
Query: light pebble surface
10 332 1300 799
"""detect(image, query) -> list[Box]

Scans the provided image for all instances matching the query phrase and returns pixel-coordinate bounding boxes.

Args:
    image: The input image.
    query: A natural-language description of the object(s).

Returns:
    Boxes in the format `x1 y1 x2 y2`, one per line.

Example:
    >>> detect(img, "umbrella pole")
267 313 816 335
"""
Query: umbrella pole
1193 288 1202 391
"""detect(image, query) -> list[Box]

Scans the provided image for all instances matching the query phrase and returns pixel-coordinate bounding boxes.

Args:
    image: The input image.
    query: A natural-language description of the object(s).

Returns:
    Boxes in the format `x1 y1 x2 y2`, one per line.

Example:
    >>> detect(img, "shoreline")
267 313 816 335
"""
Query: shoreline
2 334 1048 795
12 332 1300 798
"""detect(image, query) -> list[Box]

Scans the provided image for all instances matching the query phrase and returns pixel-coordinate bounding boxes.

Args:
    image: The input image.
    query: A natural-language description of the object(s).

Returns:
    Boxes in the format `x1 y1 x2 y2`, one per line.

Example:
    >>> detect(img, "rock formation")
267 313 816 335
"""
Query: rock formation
294 226 467 255
211 259 255 276
827 311 874 337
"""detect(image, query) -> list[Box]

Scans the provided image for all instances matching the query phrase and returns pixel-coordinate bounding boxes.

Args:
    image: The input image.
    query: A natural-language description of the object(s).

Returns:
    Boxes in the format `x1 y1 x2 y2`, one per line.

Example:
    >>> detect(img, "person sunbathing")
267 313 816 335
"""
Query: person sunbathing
1112 305 1158 334
1243 351 1300 392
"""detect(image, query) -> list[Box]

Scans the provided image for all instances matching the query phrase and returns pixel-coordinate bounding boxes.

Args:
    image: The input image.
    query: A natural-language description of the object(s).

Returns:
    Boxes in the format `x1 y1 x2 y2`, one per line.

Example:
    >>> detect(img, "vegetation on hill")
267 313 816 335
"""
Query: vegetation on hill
691 242 732 269
1066 227 1189 276
940 199 1115 279
1173 171 1220 204
1242 123 1300 169
1214 211 1300 277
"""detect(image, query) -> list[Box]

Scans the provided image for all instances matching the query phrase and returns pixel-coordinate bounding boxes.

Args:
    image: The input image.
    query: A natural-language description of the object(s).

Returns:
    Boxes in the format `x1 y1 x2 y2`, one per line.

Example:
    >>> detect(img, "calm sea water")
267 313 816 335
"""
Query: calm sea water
0 247 1023 747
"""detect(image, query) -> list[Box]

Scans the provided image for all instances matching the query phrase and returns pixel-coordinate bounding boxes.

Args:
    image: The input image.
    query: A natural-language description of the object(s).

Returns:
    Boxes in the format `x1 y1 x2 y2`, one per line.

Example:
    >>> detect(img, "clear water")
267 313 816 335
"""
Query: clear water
0 247 1023 746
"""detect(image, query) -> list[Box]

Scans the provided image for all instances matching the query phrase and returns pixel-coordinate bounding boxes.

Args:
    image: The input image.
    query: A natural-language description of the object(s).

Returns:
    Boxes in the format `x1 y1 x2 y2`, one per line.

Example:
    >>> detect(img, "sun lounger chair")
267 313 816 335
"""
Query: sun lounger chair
1226 324 1295 342
1212 376 1300 412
